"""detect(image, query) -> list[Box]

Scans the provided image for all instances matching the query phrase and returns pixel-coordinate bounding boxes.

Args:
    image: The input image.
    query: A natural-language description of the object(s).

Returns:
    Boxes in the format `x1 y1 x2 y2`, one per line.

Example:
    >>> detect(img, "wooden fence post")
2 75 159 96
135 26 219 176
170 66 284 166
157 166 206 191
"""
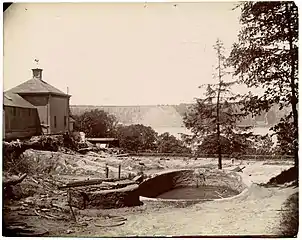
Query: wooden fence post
105 166 109 178
118 164 121 179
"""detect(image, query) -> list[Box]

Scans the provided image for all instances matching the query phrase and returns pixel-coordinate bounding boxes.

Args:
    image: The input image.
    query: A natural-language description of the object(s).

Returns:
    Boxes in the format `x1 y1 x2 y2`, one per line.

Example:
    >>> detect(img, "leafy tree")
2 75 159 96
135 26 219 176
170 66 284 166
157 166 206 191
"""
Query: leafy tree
157 132 191 154
197 134 231 155
184 39 251 169
252 134 274 155
73 109 118 138
197 133 252 156
228 2 298 167
271 117 295 155
115 124 158 152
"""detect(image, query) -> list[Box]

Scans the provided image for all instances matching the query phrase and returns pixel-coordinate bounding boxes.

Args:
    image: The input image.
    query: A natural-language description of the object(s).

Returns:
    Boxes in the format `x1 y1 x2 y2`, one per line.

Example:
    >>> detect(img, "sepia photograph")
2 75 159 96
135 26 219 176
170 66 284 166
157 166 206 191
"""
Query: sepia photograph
2 1 299 237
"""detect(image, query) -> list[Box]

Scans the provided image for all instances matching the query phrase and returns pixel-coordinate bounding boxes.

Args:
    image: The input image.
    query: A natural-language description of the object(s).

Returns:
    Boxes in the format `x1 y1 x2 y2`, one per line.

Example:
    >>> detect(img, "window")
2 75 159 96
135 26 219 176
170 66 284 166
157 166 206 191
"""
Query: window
54 116 57 128
28 109 31 117
64 116 67 127
12 108 16 116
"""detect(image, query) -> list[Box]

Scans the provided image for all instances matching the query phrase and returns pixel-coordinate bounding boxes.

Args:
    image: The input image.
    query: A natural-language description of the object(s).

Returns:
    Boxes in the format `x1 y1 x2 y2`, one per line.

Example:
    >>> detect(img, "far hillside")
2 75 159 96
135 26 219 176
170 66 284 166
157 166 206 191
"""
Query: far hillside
70 104 290 129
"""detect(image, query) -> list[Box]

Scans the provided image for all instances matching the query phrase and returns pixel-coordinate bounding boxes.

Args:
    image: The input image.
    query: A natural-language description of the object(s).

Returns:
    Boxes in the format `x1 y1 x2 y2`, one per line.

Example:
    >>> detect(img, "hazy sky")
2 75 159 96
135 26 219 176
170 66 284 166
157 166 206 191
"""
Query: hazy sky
4 2 251 106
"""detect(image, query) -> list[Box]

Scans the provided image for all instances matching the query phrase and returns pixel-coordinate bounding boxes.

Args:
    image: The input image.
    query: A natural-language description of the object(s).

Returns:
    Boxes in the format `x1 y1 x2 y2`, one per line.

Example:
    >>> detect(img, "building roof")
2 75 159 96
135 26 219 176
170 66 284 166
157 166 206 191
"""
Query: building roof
6 78 70 97
3 92 36 109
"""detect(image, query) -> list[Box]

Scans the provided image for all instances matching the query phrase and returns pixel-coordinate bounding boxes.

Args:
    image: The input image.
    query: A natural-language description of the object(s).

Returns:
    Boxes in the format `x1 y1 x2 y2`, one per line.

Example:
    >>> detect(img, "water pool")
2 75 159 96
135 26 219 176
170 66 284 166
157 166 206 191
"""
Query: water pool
156 185 239 200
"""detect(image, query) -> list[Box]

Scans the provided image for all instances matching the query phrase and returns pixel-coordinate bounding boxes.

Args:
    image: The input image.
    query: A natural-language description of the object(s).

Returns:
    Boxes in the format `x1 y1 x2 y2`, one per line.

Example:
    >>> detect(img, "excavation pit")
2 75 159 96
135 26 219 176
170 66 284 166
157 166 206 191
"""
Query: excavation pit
138 169 246 203
68 169 247 209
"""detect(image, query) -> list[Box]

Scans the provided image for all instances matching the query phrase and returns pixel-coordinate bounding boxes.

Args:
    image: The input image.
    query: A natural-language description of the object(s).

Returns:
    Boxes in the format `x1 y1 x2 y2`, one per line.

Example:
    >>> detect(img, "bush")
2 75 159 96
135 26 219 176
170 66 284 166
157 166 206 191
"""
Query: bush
157 132 191 154
73 109 118 138
115 124 158 152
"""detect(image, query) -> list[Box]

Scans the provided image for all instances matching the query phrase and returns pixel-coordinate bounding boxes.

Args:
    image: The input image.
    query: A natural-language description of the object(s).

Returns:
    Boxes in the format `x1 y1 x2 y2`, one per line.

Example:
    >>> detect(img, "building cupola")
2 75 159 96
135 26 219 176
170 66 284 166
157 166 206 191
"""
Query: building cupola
32 68 43 80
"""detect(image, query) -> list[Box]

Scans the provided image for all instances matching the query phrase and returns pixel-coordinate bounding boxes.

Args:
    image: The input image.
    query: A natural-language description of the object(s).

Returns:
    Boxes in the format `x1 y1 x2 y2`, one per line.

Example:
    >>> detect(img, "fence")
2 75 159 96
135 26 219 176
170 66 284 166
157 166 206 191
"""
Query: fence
129 152 294 161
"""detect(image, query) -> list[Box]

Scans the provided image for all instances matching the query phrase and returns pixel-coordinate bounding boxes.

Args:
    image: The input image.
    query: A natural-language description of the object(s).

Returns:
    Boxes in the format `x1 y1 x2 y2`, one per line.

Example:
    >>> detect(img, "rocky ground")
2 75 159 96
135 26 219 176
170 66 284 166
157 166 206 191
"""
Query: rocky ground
2 141 297 237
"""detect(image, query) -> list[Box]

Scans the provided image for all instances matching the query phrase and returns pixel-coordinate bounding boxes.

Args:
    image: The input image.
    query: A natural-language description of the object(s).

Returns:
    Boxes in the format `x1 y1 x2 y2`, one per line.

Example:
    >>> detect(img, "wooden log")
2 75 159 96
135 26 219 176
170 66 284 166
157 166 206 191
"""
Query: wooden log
116 153 129 158
3 174 27 187
58 176 129 189
104 180 137 189
77 147 92 153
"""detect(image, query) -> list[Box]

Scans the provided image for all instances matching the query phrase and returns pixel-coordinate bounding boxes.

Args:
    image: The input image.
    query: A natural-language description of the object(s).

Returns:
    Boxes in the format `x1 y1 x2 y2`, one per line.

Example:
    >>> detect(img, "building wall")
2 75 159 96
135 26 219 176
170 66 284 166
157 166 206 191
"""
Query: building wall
3 109 5 139
4 106 42 140
21 94 49 127
69 121 74 132
50 95 69 134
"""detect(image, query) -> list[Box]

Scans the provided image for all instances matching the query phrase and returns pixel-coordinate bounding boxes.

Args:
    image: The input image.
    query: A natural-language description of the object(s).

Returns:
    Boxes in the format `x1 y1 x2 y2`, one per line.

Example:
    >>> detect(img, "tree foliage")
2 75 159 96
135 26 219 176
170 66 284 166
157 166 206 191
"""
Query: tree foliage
271 117 296 155
197 134 231 155
228 2 298 165
251 134 274 155
73 109 118 138
184 39 251 168
115 124 158 152
184 40 251 169
157 132 191 154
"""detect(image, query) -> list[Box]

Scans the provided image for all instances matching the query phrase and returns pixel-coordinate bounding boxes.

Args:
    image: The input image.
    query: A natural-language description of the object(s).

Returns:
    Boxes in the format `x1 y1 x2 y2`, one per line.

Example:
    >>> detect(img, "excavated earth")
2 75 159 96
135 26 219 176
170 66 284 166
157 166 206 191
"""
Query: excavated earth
3 149 297 237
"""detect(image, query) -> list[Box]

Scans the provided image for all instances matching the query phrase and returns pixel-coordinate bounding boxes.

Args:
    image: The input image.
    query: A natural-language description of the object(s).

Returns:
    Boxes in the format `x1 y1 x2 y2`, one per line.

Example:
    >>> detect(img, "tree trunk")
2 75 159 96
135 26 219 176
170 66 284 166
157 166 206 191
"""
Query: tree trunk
217 93 222 170
285 3 298 170
217 47 222 170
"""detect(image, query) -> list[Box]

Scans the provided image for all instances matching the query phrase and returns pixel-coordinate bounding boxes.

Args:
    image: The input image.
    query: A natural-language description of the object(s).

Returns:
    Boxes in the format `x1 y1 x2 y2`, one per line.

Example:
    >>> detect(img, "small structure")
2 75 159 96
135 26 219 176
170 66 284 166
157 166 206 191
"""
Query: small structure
86 138 120 148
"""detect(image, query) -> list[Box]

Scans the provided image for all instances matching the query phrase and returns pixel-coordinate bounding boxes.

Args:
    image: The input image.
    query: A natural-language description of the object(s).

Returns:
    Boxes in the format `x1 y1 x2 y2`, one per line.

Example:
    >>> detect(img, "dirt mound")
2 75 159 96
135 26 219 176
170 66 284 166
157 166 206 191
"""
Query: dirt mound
4 135 68 172
279 192 298 237
4 133 92 165
242 184 275 200
18 149 134 179
267 167 298 186
20 150 105 176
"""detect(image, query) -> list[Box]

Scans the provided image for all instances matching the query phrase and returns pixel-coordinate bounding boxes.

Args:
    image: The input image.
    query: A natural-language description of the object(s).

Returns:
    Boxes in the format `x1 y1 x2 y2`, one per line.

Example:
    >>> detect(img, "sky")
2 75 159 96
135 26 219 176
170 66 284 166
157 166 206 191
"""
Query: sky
3 2 253 106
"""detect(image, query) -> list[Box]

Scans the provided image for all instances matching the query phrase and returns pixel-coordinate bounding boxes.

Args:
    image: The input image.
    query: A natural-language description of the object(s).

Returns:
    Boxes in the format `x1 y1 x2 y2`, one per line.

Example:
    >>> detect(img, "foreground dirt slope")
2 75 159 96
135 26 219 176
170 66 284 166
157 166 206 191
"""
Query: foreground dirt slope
3 154 296 237
65 164 296 237
99 185 295 236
